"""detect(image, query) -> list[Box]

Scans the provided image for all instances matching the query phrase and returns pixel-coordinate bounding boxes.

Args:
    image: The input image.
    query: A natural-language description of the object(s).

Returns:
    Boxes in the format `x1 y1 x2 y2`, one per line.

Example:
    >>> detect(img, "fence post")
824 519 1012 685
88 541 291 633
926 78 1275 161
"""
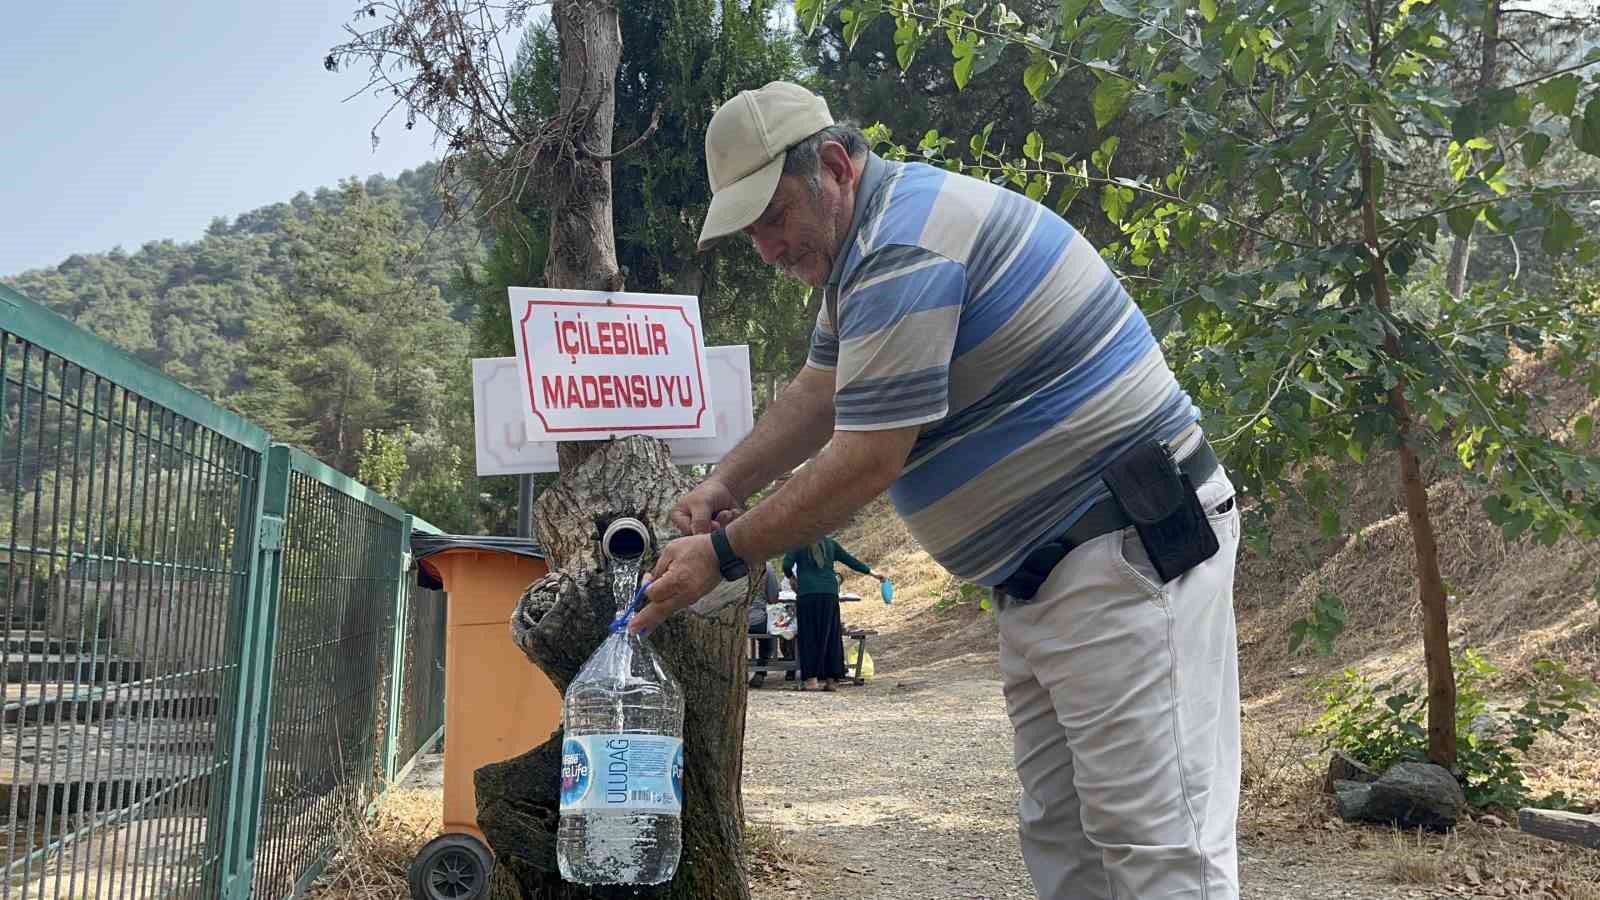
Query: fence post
384 516 416 783
218 444 292 900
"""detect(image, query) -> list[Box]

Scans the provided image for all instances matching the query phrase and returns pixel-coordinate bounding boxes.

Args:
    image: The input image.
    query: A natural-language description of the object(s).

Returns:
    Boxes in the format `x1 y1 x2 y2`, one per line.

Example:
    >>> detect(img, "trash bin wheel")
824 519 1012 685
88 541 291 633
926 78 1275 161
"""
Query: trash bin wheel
409 833 494 900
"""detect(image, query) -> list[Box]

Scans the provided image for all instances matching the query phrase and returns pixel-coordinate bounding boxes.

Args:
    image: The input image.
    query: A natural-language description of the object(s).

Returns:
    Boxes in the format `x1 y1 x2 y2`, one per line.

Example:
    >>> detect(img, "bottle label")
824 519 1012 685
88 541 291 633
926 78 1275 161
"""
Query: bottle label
560 734 684 814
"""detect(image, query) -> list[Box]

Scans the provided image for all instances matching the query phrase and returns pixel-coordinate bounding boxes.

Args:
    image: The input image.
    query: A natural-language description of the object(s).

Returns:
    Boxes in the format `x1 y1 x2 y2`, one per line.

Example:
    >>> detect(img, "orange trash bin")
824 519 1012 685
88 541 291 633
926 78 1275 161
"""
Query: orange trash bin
407 534 557 900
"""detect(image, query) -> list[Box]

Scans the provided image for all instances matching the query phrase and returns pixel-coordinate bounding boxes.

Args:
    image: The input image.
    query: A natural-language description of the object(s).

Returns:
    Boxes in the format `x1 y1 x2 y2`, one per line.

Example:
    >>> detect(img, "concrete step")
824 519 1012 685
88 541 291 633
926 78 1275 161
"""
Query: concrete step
2 655 144 684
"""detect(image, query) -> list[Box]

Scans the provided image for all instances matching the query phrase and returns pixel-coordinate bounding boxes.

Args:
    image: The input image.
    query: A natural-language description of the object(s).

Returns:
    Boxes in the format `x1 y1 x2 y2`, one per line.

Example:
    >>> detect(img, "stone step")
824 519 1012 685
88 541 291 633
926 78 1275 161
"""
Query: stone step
2 814 211 900
1 655 144 685
3 684 219 724
2 631 83 656
0 719 217 819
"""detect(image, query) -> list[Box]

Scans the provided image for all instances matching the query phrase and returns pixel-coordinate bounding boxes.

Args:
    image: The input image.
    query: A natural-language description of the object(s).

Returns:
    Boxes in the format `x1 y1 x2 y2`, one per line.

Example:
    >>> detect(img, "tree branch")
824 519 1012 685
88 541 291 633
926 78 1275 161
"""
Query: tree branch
1380 188 1600 249
582 99 666 160
1502 7 1595 22
1214 352 1303 446
1503 57 1600 91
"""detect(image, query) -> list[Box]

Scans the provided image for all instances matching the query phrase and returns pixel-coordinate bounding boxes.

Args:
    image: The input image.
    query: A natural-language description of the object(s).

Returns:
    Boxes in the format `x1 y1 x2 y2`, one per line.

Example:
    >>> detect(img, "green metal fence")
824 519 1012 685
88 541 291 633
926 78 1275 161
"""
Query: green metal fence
2 284 450 900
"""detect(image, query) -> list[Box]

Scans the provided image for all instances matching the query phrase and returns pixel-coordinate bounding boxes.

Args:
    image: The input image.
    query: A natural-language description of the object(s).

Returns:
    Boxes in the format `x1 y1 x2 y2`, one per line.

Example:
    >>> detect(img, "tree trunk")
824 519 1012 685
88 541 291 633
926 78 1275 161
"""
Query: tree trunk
473 1 751 896
1444 234 1471 298
488 438 753 900
1357 16 1457 770
1445 0 1501 300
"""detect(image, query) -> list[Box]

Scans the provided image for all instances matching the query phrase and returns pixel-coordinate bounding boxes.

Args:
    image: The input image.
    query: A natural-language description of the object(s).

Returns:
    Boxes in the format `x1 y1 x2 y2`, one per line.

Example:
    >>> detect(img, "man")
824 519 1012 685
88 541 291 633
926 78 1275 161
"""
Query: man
631 81 1243 899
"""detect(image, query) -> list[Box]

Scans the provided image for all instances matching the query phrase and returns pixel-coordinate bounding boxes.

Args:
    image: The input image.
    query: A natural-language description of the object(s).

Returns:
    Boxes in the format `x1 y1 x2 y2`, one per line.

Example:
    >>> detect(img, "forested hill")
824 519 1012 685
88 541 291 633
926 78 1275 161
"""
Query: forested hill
2 162 484 402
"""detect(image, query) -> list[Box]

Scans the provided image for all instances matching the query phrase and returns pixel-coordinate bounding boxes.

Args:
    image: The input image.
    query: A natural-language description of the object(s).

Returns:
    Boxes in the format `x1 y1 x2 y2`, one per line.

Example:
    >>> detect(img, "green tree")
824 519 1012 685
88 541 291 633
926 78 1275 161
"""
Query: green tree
235 182 469 476
797 0 1600 770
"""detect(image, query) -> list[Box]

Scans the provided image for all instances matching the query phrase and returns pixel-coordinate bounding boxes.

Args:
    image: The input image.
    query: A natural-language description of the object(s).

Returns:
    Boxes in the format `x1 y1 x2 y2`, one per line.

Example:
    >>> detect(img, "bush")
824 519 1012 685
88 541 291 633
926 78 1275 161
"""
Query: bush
1305 649 1597 810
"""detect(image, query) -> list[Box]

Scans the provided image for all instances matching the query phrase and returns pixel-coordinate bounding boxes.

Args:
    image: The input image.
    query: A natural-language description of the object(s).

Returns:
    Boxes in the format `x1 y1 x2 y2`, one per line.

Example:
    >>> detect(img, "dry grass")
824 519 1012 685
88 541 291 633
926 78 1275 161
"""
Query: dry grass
744 821 817 889
1383 828 1450 885
305 789 439 900
305 788 519 900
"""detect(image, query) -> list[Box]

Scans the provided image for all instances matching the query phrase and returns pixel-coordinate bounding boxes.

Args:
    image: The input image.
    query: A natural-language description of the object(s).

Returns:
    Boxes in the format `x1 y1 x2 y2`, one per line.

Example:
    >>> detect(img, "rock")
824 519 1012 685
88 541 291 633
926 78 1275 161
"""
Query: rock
1333 780 1375 821
1324 750 1380 795
1468 713 1503 742
1346 762 1465 832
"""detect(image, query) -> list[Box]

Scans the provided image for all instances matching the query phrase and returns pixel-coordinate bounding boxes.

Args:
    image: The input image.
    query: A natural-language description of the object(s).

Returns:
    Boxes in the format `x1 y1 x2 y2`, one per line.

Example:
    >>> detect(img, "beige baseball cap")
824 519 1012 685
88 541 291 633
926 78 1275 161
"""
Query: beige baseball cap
697 81 833 251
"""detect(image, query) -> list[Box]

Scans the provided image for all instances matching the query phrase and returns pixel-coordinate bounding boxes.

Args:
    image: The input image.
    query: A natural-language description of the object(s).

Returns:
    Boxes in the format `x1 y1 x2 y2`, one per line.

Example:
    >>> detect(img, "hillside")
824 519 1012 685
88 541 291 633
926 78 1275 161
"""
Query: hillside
1 162 483 402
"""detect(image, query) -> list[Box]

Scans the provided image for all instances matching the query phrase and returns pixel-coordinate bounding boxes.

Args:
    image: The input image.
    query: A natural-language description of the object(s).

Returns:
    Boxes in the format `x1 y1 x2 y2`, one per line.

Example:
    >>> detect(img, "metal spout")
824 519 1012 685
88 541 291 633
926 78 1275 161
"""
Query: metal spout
601 516 648 562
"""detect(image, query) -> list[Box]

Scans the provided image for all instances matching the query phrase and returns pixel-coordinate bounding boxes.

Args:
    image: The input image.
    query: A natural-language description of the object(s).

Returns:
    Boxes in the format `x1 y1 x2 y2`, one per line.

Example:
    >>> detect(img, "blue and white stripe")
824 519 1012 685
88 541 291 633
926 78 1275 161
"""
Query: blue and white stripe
808 155 1200 585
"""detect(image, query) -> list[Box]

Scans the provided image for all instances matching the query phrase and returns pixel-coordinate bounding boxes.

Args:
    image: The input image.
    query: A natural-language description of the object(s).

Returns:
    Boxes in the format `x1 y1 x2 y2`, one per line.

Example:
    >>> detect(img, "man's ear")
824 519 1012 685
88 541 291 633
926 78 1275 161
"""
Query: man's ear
817 141 857 189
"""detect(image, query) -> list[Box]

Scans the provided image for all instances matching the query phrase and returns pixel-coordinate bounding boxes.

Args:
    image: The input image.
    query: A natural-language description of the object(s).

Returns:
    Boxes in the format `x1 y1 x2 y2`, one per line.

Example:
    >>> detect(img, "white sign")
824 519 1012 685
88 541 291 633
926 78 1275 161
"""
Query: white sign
509 287 715 441
473 345 755 476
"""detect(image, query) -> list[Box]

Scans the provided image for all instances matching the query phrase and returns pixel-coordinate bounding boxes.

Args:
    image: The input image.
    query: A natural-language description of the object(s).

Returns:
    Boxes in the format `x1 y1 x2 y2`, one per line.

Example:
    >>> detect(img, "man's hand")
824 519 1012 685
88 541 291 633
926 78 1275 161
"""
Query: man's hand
670 480 742 535
629 534 722 634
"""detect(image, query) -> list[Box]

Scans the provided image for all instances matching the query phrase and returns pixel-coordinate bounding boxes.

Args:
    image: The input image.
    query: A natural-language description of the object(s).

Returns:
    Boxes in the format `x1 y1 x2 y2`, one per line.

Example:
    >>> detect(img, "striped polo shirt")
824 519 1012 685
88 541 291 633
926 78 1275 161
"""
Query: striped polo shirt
808 154 1200 587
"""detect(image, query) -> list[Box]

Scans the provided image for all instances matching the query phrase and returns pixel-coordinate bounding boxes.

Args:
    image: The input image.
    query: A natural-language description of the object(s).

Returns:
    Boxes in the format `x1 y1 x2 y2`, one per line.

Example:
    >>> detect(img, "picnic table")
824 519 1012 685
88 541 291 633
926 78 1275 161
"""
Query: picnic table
747 591 877 685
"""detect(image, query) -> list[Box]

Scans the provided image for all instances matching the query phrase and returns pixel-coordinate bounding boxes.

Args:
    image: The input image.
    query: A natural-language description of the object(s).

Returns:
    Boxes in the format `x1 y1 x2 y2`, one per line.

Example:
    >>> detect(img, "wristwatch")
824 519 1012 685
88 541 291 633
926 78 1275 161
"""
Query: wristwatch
708 528 748 582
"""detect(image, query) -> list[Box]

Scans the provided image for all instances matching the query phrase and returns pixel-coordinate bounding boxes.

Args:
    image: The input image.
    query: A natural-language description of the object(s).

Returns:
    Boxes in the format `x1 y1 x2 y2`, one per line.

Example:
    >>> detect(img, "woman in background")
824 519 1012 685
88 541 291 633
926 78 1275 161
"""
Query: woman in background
783 536 884 692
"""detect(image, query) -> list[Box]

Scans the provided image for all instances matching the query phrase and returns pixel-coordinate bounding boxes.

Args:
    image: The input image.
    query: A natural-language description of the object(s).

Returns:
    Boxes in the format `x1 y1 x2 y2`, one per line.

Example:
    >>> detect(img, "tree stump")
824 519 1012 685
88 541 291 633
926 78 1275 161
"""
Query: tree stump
482 436 753 899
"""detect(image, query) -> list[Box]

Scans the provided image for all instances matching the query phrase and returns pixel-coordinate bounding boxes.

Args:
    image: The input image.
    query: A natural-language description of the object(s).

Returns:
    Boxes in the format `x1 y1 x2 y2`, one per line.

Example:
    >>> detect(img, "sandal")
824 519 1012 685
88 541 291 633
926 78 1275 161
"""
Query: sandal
821 680 838 693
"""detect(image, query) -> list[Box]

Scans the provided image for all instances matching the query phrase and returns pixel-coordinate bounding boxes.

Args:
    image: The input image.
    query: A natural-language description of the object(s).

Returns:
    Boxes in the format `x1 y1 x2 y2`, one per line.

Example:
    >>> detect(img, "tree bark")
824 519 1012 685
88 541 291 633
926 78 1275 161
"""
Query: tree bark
472 4 751 895
487 438 753 900
1358 3 1457 770
1444 0 1500 299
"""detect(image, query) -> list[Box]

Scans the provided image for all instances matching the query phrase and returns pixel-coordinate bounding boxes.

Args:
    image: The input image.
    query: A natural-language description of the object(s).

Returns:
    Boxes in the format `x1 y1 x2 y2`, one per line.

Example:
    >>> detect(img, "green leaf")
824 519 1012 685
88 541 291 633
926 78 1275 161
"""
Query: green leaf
1575 414 1594 445
1101 184 1130 224
1062 0 1094 21
1024 57 1056 100
954 52 975 89
1542 204 1581 255
1091 75 1134 128
1521 133 1552 169
1316 590 1349 627
1054 184 1082 216
1371 103 1406 144
1319 506 1341 539
1575 98 1600 158
1026 176 1048 201
1446 205 1477 238
1024 130 1044 162
1231 47 1255 85
1199 0 1218 21
1100 0 1138 17
1451 101 1482 142
1535 73 1581 116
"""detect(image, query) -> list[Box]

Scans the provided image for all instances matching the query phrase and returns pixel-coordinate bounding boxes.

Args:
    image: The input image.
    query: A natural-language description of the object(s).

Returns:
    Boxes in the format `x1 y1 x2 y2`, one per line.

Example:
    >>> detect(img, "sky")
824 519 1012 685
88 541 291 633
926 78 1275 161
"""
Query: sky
0 2 449 276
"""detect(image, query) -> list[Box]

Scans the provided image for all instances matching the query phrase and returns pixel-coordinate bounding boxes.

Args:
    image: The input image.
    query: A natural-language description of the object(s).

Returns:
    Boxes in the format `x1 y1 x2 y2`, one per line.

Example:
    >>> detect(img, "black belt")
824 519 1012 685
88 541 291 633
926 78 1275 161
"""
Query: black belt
996 438 1222 604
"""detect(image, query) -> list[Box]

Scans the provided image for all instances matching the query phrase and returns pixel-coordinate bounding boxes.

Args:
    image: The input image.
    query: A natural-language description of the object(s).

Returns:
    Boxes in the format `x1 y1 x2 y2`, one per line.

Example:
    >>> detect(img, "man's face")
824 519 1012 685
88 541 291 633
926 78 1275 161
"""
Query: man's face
744 146 856 287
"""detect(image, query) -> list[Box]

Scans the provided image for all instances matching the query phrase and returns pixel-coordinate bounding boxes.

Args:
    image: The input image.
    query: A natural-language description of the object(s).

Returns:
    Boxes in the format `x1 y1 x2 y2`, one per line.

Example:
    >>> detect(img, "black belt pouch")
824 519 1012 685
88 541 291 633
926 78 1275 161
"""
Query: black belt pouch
1100 440 1220 584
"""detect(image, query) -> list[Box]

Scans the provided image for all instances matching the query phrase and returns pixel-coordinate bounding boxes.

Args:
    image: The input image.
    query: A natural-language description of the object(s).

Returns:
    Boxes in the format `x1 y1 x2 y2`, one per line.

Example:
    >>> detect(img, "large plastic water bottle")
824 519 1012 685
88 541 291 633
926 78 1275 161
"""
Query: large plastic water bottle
557 537 685 885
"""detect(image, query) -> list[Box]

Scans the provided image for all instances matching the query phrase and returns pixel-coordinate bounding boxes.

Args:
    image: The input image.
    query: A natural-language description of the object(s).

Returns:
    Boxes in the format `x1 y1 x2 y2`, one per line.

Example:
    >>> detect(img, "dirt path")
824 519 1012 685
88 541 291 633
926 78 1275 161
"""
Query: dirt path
741 655 1503 900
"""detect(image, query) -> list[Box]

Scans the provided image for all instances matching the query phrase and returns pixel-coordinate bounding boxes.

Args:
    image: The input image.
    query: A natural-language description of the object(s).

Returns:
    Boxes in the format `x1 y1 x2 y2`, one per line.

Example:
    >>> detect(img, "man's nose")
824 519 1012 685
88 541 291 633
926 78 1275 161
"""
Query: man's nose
750 232 784 266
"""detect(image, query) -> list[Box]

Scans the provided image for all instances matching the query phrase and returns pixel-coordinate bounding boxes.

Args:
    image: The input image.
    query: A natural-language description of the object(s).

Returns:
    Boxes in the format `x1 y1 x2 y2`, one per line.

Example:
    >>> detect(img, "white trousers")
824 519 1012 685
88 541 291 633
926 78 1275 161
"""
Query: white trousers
998 468 1242 900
